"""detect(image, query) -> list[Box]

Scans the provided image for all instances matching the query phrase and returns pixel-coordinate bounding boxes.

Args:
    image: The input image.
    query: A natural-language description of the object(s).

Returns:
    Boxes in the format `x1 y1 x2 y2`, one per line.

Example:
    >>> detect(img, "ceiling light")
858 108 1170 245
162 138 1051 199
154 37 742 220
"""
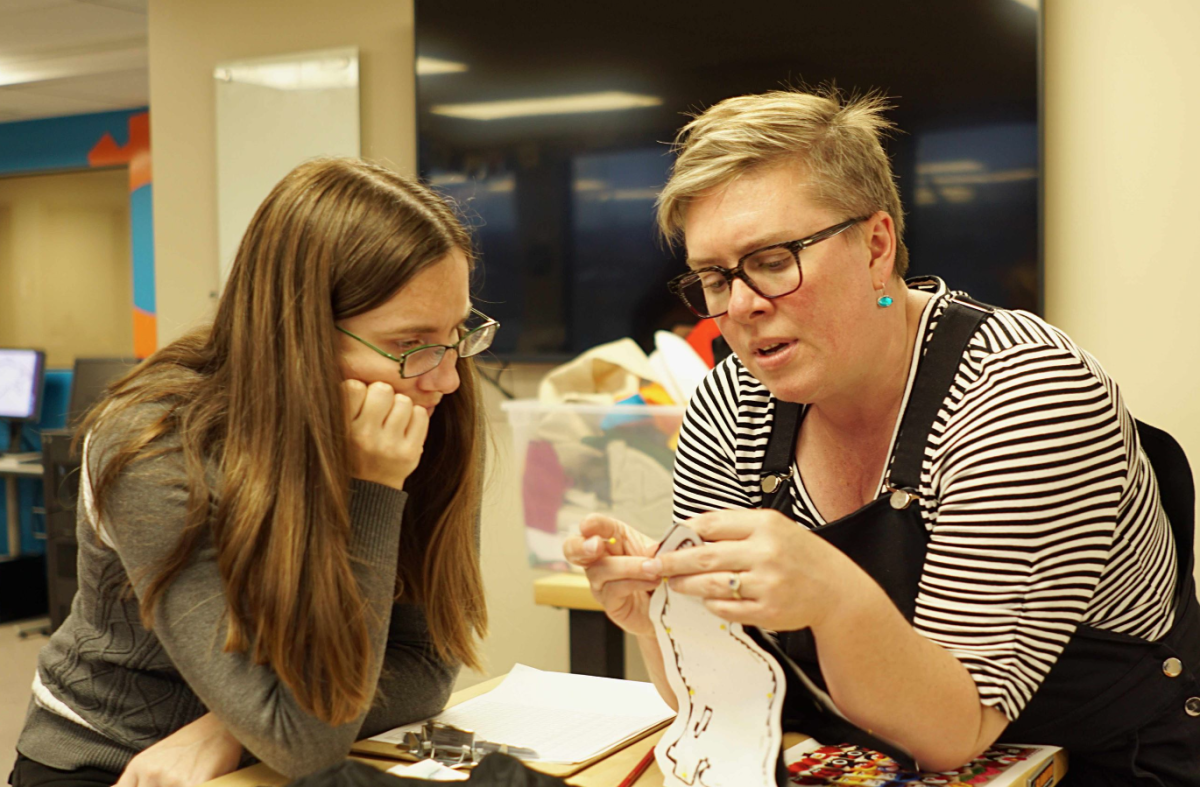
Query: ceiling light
428 173 468 186
916 160 985 176
611 188 660 201
431 91 662 121
939 186 976 204
931 168 1037 185
417 56 468 75
0 44 146 88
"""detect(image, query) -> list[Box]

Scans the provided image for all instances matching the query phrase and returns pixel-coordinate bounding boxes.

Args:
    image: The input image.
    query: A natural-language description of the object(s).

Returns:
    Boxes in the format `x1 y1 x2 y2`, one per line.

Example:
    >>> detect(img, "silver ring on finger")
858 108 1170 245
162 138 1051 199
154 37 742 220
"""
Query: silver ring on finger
729 571 743 601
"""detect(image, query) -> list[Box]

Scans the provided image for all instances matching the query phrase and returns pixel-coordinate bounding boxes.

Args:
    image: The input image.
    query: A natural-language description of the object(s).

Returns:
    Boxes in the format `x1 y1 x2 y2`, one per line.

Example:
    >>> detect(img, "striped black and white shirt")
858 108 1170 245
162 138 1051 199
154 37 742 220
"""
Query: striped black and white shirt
671 277 1178 722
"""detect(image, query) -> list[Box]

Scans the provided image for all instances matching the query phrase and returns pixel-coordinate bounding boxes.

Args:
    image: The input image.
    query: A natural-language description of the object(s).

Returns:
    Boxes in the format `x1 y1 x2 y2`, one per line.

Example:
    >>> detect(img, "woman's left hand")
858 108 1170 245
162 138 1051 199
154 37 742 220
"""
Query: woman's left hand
115 712 243 787
649 508 872 632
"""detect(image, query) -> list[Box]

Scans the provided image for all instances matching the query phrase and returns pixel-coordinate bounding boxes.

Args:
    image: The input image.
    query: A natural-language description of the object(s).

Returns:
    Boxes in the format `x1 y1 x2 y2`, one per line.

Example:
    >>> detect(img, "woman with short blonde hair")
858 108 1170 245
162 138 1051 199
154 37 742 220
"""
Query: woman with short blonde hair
570 88 1200 784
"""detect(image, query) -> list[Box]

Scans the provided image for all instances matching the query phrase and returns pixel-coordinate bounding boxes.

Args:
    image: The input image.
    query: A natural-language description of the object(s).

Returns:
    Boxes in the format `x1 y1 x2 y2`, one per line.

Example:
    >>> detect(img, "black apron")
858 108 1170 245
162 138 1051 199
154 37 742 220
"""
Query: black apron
753 296 1200 785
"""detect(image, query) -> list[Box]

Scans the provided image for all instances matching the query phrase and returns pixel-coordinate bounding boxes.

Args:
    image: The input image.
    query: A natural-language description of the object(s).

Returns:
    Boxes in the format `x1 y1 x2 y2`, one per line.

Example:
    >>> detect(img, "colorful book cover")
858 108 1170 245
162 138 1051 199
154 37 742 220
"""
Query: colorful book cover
785 740 1061 787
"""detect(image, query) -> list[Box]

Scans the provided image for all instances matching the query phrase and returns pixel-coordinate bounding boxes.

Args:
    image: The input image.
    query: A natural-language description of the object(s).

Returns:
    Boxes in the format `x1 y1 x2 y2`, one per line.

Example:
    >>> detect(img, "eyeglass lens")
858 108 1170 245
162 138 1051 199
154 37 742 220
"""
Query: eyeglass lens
679 246 801 318
401 321 498 378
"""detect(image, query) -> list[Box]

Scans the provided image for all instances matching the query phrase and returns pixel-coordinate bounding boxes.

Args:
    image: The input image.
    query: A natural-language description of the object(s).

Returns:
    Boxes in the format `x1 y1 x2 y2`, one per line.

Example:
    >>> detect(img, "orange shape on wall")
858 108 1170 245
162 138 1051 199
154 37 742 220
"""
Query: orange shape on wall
88 112 152 191
133 310 157 360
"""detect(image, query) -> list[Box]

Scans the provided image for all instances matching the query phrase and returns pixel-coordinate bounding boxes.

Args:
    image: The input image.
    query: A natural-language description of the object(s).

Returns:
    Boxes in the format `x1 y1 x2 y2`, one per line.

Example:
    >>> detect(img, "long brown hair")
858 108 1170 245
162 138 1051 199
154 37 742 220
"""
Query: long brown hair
81 158 487 725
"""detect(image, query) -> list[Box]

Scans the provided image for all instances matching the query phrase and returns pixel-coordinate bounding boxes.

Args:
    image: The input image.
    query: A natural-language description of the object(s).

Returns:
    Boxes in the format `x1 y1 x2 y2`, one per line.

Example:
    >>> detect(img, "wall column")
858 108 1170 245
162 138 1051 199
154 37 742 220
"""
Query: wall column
147 0 417 346
1044 0 1200 571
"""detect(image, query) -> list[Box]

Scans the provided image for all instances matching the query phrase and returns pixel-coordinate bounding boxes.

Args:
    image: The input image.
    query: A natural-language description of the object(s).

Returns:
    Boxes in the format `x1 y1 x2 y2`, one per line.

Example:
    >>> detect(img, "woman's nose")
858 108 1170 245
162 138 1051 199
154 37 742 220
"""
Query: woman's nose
725 277 770 321
420 353 461 395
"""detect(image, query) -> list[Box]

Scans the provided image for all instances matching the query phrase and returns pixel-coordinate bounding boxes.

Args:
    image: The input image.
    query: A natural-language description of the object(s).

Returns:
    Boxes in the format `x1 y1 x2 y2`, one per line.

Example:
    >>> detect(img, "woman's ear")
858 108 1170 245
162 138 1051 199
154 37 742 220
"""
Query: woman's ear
864 211 898 288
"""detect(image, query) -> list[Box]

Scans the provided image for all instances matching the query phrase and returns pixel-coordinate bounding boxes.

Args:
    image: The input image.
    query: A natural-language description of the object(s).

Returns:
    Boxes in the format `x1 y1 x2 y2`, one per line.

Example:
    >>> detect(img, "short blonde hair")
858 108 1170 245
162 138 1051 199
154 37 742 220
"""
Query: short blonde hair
657 87 909 276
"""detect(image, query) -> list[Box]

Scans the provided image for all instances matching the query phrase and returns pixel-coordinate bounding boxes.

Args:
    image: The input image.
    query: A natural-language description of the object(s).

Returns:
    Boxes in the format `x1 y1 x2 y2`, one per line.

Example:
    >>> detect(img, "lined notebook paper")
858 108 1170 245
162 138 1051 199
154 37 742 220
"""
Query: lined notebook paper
369 663 674 765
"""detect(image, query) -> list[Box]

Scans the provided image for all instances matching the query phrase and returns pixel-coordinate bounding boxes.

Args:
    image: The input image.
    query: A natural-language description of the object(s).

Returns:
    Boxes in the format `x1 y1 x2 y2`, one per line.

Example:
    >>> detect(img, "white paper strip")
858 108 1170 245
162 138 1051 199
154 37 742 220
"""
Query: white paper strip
651 524 786 787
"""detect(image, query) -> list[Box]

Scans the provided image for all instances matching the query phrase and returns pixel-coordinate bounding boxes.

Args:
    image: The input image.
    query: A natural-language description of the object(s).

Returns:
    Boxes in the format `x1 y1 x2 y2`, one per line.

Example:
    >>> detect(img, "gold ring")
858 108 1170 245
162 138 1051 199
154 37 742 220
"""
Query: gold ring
729 572 743 601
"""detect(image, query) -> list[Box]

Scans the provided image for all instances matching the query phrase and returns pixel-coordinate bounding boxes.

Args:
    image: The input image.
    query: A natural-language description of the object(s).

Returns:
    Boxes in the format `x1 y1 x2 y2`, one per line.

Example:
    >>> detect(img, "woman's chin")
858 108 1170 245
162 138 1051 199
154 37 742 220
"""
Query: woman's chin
742 352 817 403
764 384 813 405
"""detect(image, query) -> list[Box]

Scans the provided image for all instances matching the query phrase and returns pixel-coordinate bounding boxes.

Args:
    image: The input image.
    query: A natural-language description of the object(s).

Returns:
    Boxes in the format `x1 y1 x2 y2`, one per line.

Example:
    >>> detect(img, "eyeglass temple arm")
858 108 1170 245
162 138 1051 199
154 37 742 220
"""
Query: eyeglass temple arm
335 325 402 361
796 217 867 249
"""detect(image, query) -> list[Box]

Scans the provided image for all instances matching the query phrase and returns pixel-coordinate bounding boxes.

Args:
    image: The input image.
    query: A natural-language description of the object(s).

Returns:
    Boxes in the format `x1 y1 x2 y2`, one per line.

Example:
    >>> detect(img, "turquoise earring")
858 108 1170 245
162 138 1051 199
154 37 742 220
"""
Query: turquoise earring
877 289 893 308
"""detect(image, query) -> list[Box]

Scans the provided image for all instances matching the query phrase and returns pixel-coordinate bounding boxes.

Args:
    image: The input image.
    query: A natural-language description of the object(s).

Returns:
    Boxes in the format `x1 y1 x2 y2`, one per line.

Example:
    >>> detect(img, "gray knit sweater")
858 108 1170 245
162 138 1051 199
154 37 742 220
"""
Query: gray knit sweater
17 402 459 778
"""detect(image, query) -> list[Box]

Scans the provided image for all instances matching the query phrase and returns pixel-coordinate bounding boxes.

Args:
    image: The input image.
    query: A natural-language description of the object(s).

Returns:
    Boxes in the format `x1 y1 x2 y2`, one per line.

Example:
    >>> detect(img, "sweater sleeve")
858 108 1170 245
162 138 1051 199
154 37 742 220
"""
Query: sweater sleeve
91 415 407 777
360 453 482 736
358 603 459 738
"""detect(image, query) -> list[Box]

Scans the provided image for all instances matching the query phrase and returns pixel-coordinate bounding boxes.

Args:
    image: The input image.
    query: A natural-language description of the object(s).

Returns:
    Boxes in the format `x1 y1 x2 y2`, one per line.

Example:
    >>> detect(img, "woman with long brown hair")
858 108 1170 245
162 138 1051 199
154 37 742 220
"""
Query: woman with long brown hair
11 158 492 787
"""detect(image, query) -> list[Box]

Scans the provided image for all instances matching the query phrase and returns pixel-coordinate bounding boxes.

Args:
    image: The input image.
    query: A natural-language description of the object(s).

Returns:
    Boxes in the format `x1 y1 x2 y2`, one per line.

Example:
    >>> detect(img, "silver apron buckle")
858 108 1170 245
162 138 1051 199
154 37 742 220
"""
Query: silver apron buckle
761 468 794 494
885 486 919 510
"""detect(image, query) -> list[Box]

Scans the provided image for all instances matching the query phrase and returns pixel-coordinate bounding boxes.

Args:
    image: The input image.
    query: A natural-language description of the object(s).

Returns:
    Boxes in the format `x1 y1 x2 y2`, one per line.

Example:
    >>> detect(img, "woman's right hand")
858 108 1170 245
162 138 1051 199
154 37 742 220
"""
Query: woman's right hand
563 514 661 638
114 712 242 787
342 379 430 491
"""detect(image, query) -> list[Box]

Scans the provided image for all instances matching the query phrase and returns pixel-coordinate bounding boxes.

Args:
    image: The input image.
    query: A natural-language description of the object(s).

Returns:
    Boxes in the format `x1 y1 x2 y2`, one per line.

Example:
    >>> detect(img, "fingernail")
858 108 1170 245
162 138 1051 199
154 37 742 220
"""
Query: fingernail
642 559 662 576
585 539 599 556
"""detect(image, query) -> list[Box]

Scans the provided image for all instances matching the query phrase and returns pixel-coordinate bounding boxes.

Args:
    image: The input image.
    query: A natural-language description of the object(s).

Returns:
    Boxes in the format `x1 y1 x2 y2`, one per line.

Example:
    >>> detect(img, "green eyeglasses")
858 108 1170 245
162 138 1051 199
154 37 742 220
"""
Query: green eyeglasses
337 308 500 379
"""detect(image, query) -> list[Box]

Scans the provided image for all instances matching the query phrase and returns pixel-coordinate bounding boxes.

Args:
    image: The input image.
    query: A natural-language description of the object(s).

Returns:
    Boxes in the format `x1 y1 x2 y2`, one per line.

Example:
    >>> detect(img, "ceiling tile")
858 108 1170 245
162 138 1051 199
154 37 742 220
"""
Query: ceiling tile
0 0 148 124
0 0 73 14
75 0 148 14
0 82 132 121
19 68 147 104
0 1 146 56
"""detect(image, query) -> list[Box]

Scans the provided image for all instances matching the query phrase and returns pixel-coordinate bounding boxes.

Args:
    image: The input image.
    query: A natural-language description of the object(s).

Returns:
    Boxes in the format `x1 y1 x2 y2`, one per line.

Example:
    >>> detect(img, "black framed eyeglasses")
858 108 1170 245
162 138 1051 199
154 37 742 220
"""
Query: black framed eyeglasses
667 217 869 318
337 308 500 379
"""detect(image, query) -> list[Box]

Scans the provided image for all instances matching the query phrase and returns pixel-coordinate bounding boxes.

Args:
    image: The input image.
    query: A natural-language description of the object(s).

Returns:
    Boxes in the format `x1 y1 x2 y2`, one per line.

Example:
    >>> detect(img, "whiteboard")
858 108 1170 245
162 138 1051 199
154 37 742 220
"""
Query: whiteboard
214 47 360 288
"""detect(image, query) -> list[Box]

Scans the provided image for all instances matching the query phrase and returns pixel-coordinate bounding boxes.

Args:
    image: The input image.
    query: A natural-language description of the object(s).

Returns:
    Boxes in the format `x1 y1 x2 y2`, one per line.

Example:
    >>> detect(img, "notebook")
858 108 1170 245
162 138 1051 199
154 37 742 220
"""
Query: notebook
352 664 674 777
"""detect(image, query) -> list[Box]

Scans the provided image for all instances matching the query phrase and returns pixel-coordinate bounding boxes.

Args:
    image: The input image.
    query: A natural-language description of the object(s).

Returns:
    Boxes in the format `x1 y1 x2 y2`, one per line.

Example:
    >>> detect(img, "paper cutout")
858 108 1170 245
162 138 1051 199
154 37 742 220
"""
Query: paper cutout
651 524 786 787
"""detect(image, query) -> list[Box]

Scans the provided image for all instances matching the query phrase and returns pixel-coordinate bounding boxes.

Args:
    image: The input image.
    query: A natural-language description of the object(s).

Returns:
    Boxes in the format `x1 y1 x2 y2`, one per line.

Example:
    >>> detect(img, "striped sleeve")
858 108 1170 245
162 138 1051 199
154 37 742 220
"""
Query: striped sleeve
917 309 1174 721
672 356 756 521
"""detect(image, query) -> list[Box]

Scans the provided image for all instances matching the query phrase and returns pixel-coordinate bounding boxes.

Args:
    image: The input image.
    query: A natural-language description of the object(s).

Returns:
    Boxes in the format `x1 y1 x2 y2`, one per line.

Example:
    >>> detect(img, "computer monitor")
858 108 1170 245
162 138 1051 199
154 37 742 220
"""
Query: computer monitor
0 348 46 455
0 348 46 422
68 357 138 428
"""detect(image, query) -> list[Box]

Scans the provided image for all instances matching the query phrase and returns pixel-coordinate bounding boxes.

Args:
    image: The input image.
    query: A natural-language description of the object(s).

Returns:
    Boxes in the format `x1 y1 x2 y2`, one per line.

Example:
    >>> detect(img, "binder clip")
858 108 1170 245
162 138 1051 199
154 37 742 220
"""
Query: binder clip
401 721 539 767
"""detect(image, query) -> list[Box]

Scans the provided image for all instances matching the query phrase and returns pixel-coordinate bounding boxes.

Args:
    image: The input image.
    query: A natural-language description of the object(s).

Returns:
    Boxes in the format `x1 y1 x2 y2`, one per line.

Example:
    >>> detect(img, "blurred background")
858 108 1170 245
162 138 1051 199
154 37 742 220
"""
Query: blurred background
415 0 1039 359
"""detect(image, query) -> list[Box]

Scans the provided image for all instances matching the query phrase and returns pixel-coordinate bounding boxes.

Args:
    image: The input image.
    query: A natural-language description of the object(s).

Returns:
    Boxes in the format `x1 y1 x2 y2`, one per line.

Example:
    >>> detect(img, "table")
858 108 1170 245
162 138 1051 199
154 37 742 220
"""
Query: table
205 676 665 787
533 572 626 679
0 452 44 558
204 675 1069 787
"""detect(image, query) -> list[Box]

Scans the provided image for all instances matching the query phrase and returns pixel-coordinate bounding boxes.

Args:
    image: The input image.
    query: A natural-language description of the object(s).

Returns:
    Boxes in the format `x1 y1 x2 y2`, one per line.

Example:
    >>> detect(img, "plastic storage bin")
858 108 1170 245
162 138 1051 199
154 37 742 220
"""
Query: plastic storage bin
501 400 687 568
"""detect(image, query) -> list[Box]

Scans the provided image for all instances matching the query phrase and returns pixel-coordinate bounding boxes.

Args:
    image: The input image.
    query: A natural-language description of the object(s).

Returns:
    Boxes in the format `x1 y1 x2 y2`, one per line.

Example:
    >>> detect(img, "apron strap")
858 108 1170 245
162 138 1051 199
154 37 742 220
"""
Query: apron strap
761 400 801 512
885 296 991 493
759 295 993 511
